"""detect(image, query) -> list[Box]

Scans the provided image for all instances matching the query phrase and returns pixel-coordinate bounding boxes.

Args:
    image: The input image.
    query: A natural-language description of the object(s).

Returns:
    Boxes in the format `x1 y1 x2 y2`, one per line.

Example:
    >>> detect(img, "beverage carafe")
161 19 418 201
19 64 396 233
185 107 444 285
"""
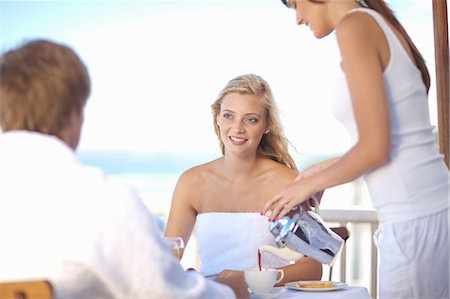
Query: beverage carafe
260 206 344 266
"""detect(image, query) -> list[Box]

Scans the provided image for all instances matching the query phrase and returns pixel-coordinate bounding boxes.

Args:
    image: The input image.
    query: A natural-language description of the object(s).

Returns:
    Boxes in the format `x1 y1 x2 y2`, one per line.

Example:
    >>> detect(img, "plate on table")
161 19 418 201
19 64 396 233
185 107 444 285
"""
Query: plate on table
285 280 347 292
250 287 286 299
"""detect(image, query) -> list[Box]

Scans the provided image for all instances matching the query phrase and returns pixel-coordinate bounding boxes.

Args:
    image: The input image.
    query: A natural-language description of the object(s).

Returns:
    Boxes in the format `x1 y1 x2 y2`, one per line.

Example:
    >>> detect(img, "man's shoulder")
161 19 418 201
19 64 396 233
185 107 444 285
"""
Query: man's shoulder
72 162 143 209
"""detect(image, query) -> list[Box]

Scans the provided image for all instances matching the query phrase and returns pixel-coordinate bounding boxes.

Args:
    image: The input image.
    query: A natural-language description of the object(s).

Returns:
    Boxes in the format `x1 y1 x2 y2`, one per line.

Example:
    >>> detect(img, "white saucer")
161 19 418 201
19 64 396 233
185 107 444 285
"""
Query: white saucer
250 287 286 299
285 281 348 292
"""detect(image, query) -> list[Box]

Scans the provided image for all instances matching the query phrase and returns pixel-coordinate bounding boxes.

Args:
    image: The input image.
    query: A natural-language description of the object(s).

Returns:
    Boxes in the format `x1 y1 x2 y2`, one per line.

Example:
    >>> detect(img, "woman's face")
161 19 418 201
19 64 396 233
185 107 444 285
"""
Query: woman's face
217 92 268 157
287 0 333 39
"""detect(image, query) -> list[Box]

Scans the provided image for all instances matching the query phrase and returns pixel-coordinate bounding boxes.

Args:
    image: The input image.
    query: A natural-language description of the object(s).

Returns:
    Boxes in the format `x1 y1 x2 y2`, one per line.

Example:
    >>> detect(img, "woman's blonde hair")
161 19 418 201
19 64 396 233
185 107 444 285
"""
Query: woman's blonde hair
211 74 297 170
0 39 90 137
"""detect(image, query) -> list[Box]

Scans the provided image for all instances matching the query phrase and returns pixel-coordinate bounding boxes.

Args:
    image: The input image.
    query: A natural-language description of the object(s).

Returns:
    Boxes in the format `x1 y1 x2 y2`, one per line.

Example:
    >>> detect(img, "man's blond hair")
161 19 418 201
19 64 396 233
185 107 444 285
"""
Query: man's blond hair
0 39 90 138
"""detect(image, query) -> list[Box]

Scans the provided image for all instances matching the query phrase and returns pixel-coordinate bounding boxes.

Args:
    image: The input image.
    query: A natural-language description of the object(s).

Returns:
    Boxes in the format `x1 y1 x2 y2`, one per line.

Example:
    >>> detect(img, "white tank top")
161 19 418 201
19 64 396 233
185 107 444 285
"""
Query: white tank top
330 8 449 223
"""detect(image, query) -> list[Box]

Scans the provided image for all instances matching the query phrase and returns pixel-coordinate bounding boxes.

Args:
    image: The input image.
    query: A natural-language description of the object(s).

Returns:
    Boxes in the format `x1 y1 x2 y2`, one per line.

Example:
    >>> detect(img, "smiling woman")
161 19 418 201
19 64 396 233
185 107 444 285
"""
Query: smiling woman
164 73 323 285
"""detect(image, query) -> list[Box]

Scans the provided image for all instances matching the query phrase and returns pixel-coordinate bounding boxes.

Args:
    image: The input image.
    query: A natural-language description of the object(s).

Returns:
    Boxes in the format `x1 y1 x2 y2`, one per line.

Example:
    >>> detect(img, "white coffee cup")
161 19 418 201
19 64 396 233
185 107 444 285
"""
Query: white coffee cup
244 268 284 294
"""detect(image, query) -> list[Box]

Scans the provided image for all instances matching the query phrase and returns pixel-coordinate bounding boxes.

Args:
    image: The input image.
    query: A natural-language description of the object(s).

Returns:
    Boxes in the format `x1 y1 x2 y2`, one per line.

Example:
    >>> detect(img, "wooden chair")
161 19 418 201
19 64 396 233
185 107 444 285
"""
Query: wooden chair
0 280 53 299
329 226 350 281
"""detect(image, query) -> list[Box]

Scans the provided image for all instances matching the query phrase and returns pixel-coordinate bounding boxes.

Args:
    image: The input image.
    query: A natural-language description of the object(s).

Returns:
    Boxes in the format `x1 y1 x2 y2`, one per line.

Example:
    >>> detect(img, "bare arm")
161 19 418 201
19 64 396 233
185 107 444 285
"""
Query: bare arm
299 157 340 178
276 257 322 285
164 171 198 256
166 169 250 298
263 12 391 219
215 270 250 299
297 158 339 208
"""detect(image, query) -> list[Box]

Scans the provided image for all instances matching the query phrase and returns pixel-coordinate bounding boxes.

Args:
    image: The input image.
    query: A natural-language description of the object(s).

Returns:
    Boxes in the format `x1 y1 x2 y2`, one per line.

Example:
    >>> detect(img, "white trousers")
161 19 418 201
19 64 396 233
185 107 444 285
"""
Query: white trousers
375 209 449 299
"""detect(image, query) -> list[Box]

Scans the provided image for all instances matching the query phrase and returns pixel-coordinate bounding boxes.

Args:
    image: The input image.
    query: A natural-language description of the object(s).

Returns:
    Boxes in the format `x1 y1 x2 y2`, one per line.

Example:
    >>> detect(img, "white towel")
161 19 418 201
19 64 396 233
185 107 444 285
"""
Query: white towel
195 212 290 275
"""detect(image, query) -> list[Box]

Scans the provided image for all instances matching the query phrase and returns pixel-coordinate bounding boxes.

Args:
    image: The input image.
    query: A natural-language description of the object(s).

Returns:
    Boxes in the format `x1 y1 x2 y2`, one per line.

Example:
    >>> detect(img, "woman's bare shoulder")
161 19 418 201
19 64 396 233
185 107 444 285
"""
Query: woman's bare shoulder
336 10 383 46
337 10 375 32
177 158 221 185
263 158 298 181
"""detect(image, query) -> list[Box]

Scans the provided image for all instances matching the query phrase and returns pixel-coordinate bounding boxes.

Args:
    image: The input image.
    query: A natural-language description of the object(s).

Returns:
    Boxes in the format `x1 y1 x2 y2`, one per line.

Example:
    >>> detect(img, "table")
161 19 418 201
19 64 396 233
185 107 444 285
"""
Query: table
250 285 372 299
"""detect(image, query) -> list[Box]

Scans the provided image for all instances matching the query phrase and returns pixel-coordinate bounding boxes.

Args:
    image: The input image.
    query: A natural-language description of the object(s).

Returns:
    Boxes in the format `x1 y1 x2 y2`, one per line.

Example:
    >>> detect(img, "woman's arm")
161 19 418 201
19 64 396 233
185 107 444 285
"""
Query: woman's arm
297 158 339 208
164 171 199 256
263 12 391 219
298 157 340 179
276 257 322 286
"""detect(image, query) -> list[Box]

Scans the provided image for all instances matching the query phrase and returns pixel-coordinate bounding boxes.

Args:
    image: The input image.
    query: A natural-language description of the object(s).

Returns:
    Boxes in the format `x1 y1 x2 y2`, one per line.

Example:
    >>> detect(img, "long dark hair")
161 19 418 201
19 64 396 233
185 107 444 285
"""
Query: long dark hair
280 0 431 93
363 0 430 93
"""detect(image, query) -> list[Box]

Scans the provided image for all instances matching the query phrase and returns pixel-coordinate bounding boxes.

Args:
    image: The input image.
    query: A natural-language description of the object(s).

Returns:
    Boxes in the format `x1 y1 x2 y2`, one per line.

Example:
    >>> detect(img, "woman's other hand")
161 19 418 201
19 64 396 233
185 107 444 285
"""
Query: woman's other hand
215 270 249 299
261 158 337 219
261 175 317 220
304 190 325 209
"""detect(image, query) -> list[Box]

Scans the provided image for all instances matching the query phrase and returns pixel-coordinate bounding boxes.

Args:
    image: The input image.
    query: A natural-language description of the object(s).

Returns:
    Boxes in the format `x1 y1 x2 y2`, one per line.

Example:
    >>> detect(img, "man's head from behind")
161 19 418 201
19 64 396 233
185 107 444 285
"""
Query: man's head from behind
0 39 90 149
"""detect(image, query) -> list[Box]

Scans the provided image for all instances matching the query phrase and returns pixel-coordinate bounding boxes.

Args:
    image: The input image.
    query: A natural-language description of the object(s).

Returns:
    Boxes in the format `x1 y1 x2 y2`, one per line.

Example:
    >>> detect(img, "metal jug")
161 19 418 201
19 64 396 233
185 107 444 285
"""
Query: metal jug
260 206 344 266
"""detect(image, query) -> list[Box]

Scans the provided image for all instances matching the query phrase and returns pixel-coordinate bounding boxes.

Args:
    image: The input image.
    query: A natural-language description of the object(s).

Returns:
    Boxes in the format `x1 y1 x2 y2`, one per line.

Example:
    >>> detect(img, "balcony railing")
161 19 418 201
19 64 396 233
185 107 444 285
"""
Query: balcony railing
321 207 379 299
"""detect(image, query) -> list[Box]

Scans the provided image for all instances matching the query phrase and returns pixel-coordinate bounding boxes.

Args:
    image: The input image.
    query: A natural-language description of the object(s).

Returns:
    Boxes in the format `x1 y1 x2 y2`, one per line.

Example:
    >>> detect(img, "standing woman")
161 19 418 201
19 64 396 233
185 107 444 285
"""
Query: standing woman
262 1 449 298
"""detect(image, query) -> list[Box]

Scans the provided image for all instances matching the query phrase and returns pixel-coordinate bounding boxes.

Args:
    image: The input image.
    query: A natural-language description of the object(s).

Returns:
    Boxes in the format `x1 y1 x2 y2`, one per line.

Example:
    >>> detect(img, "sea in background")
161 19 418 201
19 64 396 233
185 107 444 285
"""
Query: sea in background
77 151 221 221
77 150 353 226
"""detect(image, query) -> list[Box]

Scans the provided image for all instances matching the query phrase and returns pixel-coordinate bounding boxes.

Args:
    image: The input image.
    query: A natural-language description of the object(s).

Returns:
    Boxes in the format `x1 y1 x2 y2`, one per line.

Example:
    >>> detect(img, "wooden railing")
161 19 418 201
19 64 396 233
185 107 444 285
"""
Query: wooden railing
321 207 379 299
179 206 380 298
432 0 449 168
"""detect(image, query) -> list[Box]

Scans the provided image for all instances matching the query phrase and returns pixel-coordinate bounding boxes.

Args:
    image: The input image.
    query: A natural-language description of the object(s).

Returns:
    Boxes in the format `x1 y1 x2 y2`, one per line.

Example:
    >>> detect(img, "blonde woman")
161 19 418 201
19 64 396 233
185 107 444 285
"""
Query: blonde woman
165 74 322 286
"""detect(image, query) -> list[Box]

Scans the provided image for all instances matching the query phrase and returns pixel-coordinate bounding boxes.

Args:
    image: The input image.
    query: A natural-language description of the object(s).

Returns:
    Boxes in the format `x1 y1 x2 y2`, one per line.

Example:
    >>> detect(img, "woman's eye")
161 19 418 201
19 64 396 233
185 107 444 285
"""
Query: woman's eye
222 113 233 119
246 117 259 124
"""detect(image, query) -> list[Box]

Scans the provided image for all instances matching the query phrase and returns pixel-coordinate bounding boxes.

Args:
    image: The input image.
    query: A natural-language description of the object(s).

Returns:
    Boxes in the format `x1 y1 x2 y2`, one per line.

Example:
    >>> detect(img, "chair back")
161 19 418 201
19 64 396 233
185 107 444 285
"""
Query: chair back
328 226 350 281
330 226 350 241
0 280 53 299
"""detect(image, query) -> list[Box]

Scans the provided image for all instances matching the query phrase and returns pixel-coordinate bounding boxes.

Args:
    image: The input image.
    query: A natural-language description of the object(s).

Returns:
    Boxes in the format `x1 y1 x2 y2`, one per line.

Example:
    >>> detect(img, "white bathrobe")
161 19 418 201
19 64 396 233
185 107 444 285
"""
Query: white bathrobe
0 131 234 299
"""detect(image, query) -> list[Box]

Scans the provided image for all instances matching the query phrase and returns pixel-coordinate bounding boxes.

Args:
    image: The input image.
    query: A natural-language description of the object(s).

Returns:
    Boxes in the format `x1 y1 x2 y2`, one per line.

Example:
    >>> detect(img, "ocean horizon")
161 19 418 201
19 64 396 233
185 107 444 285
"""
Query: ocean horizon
76 150 349 217
75 149 372 217
77 150 341 176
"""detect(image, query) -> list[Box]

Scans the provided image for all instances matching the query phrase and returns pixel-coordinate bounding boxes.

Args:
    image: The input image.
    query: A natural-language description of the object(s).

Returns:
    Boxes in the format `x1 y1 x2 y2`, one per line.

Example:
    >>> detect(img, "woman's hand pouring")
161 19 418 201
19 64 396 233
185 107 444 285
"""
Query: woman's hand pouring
261 174 324 221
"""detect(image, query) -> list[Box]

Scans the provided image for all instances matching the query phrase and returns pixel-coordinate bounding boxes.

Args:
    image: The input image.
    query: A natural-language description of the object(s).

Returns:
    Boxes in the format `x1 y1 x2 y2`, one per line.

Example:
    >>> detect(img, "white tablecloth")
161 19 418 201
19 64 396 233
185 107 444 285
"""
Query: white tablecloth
250 285 372 299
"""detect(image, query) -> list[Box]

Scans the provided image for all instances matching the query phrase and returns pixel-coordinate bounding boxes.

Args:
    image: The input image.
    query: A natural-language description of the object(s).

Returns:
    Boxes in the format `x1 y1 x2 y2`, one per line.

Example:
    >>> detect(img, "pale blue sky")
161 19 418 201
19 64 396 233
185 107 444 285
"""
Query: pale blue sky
0 0 438 155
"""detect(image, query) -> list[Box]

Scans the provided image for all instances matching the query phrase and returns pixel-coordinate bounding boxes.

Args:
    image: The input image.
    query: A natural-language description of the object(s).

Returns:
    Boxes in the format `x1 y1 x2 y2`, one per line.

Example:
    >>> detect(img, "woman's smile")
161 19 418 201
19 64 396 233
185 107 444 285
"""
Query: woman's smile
229 136 248 145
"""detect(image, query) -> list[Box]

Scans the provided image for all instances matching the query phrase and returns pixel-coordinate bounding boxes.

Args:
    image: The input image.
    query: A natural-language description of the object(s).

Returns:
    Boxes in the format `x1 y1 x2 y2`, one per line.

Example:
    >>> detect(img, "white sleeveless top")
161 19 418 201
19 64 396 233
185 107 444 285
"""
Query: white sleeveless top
330 8 449 223
195 213 290 275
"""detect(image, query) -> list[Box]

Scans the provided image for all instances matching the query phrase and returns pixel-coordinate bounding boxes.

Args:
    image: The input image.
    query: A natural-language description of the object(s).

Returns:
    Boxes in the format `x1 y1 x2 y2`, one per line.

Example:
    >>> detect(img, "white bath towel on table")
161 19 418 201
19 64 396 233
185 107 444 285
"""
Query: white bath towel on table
195 212 290 276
